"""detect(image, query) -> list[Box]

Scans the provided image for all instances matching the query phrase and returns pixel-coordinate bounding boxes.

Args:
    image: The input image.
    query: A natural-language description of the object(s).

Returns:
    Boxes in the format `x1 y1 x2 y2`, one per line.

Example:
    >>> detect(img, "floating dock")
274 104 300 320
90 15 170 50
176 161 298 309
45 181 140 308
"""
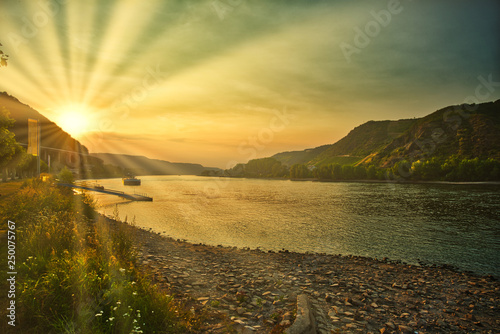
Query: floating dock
57 183 153 201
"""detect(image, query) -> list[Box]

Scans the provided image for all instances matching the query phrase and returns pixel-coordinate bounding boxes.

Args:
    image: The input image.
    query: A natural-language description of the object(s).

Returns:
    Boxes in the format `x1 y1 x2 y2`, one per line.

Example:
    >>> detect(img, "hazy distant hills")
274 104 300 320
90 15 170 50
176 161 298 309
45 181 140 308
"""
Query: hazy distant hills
0 92 88 155
273 100 500 167
91 153 220 176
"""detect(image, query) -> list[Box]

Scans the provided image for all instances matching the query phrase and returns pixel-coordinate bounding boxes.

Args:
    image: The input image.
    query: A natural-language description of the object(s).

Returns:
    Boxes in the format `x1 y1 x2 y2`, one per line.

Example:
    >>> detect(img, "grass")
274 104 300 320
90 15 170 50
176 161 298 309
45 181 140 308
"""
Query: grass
0 180 23 201
0 177 205 333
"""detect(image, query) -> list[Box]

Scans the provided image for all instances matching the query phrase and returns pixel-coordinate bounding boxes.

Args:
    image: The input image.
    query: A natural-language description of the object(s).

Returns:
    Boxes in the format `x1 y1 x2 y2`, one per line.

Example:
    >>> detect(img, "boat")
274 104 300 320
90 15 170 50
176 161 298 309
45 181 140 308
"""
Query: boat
92 181 104 190
122 176 141 186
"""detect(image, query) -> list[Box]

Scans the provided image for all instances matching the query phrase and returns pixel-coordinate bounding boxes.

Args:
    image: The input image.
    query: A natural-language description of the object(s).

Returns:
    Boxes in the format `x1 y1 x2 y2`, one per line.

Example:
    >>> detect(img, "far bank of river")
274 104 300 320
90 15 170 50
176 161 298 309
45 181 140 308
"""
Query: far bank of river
90 175 500 277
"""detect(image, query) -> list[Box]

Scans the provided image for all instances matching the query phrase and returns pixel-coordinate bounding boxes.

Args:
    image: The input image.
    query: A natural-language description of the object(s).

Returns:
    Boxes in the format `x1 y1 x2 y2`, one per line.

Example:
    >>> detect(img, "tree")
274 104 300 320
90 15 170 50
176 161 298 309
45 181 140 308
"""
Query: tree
58 166 74 184
1 108 21 169
341 165 354 180
313 165 332 179
290 164 310 178
353 165 367 179
0 42 8 67
366 165 378 179
244 158 287 178
331 164 342 180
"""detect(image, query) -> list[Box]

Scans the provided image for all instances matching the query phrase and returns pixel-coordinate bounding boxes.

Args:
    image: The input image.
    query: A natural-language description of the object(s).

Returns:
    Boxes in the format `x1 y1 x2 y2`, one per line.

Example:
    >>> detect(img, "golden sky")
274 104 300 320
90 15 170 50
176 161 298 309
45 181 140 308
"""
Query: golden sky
1 0 499 167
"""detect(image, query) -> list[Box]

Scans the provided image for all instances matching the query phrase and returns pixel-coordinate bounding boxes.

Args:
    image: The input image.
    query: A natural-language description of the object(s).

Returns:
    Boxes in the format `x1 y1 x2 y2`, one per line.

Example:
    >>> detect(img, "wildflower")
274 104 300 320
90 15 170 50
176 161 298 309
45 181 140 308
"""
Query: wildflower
109 317 115 321
95 314 102 317
119 268 126 273
132 292 137 296
113 306 118 311
116 301 121 305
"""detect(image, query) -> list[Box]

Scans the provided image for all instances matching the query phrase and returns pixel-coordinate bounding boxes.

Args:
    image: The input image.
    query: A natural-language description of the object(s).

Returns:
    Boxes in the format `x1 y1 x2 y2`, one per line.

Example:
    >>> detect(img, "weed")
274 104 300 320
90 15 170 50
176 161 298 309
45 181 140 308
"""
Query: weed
0 178 202 333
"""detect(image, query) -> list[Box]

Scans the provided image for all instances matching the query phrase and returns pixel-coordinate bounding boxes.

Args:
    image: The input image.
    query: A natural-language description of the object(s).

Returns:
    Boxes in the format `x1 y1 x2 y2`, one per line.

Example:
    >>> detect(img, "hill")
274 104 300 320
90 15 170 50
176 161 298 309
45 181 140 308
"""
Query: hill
367 100 500 167
1 92 89 157
0 92 108 177
273 119 416 166
1 92 220 178
272 100 500 168
91 153 221 176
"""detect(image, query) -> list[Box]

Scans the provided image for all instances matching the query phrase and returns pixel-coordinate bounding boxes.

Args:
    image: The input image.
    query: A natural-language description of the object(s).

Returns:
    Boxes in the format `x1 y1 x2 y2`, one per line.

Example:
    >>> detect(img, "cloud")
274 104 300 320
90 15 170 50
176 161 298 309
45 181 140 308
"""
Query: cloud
1 0 499 167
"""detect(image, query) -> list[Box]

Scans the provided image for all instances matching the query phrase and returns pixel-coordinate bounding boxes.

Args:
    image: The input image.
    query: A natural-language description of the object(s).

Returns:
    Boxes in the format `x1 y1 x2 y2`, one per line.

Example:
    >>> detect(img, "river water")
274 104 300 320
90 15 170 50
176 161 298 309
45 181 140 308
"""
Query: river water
91 176 500 276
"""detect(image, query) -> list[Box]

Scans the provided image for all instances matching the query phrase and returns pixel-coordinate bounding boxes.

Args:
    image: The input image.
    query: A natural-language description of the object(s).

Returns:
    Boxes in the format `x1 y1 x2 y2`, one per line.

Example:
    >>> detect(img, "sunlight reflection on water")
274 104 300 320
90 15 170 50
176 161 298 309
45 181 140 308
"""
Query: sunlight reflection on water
92 176 500 276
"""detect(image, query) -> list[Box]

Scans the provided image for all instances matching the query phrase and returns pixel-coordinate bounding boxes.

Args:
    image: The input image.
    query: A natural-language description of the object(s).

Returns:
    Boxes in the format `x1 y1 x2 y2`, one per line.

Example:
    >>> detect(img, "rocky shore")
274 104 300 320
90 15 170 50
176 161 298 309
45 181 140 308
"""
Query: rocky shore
105 217 499 333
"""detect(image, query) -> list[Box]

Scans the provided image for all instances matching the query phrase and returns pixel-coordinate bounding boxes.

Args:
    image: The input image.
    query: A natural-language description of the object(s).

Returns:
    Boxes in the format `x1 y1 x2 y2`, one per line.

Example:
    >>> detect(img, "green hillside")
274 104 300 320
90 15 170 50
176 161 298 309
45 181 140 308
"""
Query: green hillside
272 118 416 167
368 100 500 167
240 100 500 181
272 100 500 169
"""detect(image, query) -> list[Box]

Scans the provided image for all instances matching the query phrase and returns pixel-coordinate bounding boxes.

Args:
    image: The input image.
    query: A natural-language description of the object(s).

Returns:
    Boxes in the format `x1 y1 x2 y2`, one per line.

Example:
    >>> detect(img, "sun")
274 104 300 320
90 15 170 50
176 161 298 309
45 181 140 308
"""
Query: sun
56 105 92 138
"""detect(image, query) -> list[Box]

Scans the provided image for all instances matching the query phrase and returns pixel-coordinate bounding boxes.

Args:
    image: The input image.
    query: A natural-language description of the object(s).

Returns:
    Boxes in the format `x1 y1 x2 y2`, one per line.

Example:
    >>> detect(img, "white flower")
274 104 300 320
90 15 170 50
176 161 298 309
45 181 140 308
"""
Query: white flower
119 268 126 273
95 314 102 317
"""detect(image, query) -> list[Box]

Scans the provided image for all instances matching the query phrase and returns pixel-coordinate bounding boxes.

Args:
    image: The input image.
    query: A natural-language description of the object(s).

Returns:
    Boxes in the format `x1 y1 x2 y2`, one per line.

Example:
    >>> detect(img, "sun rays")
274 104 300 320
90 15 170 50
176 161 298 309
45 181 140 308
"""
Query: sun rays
1 0 499 167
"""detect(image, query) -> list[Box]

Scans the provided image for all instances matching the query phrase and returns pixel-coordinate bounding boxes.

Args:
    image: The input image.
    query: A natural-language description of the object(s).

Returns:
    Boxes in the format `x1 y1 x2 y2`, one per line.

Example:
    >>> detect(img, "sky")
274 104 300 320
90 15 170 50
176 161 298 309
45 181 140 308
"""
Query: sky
1 0 499 168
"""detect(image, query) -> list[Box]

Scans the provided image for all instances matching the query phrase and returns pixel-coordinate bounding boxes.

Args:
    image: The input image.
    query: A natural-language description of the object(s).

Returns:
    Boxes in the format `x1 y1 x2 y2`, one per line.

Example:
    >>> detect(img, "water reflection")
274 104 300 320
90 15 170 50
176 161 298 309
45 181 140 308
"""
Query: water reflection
93 176 500 276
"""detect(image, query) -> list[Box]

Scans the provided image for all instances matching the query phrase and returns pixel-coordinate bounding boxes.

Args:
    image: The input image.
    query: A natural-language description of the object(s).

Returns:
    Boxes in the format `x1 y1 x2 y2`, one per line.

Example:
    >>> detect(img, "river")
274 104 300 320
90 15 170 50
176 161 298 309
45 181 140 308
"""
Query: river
90 176 500 276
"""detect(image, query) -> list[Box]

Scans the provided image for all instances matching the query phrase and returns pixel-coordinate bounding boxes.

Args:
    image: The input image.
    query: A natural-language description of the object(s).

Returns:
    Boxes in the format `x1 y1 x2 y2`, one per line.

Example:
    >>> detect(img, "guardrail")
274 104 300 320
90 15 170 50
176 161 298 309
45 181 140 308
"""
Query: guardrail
56 183 152 201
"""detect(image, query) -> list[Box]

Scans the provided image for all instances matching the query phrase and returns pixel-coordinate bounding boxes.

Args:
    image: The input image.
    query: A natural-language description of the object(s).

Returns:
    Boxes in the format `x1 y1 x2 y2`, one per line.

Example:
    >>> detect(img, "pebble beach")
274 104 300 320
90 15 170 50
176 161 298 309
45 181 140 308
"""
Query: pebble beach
106 217 499 333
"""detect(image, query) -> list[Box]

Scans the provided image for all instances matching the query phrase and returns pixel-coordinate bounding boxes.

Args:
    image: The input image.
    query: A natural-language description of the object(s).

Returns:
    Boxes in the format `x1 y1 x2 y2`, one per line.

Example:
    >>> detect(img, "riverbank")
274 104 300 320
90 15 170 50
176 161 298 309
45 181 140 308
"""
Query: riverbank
220 176 500 186
104 215 500 334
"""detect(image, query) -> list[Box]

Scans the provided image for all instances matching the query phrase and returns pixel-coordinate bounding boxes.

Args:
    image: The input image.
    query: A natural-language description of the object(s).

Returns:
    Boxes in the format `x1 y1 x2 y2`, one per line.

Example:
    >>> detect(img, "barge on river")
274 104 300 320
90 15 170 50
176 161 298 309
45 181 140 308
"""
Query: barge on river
122 176 141 186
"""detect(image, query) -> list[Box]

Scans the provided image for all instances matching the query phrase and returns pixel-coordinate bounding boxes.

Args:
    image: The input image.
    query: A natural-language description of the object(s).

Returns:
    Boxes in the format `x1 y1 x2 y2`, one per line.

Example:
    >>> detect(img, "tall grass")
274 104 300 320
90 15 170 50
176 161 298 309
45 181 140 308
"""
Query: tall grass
0 178 203 333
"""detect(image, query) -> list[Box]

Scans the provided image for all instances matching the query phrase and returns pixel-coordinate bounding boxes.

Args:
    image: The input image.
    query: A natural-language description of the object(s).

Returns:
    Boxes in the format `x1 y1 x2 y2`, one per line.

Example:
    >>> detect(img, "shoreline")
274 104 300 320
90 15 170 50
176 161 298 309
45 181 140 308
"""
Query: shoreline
80 174 500 186
101 209 499 279
218 176 500 186
103 215 500 333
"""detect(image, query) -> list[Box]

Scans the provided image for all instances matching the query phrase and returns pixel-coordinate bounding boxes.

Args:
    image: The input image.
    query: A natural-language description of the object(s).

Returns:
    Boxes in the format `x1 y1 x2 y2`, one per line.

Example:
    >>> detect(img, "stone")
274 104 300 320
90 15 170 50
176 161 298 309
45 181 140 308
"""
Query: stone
385 322 396 330
398 325 413 333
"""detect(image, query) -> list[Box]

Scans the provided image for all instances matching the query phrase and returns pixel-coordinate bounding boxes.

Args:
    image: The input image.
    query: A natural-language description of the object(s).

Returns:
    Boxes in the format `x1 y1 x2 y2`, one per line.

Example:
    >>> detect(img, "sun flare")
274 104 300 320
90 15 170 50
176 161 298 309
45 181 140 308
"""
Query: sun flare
56 105 92 138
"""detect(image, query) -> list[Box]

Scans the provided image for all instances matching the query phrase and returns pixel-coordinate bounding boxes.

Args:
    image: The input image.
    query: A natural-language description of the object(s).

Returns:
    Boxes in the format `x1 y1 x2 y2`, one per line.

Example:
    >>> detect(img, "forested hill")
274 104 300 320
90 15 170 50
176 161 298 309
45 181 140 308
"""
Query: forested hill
366 100 500 167
272 100 500 168
229 100 500 181
273 119 416 166
0 92 88 155
91 153 221 176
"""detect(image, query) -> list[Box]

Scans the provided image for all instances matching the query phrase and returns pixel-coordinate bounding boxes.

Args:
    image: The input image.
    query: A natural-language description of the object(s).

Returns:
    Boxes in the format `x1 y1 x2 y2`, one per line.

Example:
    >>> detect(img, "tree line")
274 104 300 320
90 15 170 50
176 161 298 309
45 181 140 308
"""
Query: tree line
207 156 500 182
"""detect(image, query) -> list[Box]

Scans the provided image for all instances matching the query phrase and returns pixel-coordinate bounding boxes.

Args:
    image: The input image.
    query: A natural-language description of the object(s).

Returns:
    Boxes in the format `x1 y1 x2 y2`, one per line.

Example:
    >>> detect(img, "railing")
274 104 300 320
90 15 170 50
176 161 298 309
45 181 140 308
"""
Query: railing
57 183 151 200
